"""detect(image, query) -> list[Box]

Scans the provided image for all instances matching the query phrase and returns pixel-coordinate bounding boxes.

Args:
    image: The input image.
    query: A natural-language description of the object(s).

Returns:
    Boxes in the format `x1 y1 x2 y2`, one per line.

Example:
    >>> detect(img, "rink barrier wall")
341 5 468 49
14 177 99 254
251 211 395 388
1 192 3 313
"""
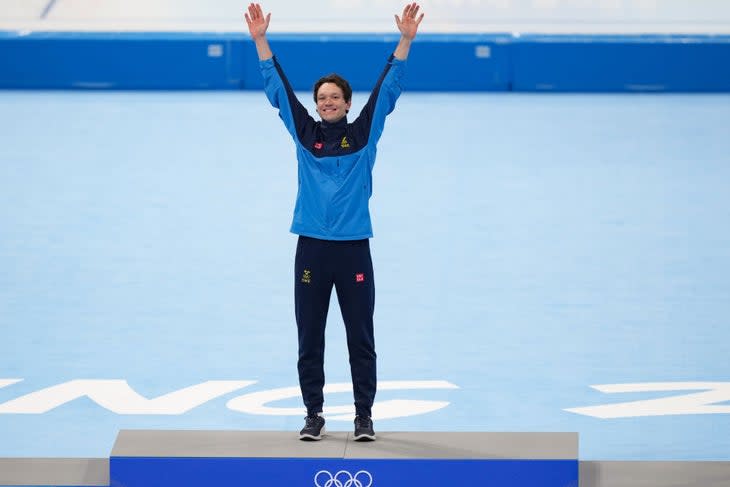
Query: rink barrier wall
1 32 729 92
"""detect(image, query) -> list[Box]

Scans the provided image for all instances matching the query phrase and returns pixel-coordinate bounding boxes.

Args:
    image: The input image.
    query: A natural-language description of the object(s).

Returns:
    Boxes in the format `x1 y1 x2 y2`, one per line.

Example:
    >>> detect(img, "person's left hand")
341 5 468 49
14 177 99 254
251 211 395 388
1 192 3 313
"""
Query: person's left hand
245 3 271 40
395 3 425 40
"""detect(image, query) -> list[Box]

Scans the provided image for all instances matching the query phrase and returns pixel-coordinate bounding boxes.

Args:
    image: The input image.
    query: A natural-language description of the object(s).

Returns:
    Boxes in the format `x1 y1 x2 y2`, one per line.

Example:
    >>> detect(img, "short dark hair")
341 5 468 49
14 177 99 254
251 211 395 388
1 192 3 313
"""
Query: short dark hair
313 74 352 104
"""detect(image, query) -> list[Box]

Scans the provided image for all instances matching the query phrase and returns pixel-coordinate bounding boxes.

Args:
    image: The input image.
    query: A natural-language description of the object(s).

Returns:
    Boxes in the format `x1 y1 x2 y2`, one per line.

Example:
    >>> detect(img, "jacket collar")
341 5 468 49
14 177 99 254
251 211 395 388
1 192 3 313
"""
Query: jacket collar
320 116 348 130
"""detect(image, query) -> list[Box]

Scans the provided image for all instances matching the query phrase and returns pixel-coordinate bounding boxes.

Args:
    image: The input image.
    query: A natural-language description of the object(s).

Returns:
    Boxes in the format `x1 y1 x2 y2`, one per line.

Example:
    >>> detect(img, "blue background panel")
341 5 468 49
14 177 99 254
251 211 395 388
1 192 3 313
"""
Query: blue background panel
403 35 511 92
2 32 730 91
0 32 246 90
110 457 578 487
511 35 730 92
242 35 399 92
243 34 512 92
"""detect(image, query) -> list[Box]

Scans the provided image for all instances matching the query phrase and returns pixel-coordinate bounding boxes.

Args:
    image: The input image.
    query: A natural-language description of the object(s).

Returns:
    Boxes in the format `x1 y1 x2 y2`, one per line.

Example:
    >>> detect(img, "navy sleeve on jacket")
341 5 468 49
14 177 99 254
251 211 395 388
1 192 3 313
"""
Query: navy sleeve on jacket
351 55 406 147
260 56 317 146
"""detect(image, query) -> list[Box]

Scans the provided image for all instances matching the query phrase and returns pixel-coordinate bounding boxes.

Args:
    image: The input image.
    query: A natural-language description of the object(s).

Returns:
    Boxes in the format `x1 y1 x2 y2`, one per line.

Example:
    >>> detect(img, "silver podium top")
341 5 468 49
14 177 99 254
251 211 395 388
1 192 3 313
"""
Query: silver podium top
110 430 579 460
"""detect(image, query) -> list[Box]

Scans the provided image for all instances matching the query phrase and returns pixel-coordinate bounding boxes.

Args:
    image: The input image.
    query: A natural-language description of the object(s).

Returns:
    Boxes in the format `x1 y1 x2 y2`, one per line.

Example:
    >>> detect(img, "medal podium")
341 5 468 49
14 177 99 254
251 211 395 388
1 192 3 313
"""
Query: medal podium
109 430 579 487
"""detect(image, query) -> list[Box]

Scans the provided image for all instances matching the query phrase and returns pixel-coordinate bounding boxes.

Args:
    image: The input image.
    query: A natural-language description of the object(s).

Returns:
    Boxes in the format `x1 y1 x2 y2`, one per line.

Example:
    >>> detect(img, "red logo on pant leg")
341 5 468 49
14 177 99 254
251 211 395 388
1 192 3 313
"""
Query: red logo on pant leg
356 273 365 283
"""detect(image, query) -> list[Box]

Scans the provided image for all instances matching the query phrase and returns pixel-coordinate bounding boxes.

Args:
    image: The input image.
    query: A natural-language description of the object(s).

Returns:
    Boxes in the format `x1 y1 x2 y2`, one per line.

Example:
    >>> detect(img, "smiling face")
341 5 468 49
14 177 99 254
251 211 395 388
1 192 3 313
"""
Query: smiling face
315 82 352 123
314 82 352 123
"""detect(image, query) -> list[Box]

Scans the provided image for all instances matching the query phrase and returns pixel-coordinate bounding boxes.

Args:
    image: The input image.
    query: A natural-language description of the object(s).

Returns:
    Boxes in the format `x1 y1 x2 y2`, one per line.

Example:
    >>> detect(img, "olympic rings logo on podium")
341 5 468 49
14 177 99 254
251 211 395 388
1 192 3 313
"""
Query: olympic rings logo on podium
314 469 373 487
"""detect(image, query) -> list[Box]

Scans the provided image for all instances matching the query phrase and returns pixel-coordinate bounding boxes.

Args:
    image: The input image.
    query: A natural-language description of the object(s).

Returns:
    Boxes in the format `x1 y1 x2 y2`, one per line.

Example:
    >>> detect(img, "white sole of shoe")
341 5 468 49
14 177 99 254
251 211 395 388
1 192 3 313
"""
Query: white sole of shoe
299 426 326 441
352 433 376 441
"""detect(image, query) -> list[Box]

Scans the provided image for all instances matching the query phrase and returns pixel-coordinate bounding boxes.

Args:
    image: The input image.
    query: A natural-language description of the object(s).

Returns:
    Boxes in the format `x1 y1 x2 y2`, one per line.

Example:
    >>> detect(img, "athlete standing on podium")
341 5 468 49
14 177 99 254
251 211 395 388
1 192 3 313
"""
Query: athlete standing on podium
244 2 424 441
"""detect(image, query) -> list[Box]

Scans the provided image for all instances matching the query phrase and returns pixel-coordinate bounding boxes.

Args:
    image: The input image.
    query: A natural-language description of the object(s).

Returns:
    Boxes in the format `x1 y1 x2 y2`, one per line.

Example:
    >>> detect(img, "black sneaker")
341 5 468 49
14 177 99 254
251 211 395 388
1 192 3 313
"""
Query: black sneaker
299 414 325 441
353 415 376 441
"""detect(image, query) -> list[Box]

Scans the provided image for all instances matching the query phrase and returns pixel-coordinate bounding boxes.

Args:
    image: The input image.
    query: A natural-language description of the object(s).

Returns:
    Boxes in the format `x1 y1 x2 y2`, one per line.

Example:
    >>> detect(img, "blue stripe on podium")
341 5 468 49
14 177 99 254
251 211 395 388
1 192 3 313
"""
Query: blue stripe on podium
110 457 578 487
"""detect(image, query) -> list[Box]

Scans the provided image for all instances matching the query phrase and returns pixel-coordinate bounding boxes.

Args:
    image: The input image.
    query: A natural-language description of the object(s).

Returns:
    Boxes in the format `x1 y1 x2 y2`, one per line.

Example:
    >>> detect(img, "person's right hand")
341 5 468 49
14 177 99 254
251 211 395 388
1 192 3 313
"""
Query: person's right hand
244 3 271 40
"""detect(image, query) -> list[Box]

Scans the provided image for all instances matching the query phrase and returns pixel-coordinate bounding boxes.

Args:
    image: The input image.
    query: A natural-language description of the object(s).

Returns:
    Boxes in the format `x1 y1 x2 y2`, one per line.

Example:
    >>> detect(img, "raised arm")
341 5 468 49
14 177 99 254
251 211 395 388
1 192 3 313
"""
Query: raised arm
244 3 272 61
350 4 425 147
245 3 316 147
394 2 425 60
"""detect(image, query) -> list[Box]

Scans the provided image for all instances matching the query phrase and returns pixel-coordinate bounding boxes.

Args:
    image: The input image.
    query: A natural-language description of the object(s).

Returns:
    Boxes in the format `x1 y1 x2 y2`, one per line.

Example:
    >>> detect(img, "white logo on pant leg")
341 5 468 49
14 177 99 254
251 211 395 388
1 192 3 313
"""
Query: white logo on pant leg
314 470 372 487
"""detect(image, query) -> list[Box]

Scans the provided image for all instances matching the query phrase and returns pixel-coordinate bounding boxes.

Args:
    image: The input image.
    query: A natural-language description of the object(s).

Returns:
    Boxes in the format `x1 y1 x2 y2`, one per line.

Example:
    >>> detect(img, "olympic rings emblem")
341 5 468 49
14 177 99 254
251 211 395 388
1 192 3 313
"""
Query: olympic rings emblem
314 469 373 487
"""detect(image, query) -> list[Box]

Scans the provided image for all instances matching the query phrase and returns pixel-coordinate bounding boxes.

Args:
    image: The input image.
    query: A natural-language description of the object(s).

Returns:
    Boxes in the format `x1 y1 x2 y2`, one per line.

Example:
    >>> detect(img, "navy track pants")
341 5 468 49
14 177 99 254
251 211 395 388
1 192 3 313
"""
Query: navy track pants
294 236 376 418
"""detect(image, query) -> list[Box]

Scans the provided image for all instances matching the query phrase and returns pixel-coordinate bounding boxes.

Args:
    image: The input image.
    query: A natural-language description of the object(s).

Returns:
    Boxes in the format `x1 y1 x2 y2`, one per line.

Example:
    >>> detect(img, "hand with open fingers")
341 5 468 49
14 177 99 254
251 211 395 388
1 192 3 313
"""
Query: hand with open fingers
244 3 271 40
395 3 425 40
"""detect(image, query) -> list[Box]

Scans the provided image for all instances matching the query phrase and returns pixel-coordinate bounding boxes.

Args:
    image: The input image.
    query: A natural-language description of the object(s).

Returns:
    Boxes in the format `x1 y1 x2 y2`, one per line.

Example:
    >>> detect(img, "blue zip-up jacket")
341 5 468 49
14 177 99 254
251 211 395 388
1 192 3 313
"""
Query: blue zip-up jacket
260 55 405 240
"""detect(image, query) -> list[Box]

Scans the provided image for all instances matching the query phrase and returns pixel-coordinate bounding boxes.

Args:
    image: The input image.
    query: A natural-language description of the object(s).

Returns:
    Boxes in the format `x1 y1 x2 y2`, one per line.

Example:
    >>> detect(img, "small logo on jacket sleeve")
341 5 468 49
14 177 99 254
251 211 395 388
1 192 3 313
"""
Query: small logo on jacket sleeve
356 273 365 283
314 142 323 150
